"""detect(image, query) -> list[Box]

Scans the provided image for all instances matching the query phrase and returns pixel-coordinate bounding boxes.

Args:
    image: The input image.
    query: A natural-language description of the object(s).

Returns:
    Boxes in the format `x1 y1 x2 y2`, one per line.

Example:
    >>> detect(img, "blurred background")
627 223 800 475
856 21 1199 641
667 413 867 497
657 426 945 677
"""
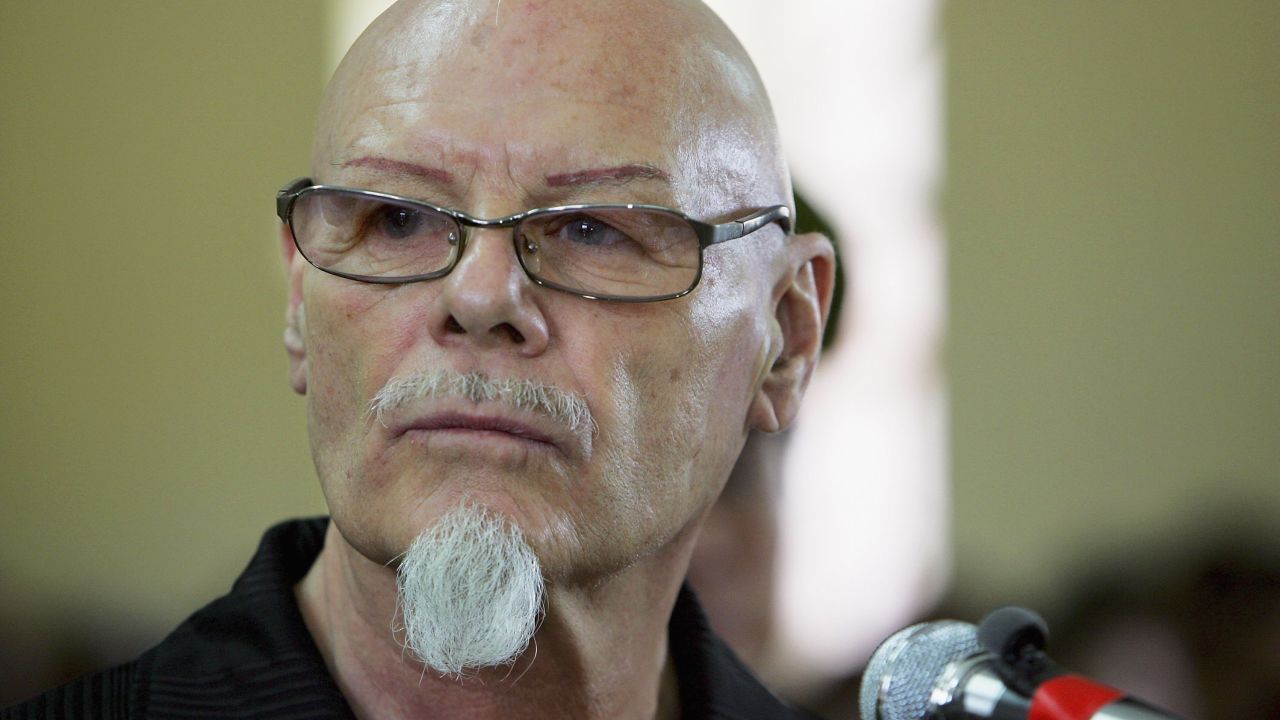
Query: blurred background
1 1 1277 718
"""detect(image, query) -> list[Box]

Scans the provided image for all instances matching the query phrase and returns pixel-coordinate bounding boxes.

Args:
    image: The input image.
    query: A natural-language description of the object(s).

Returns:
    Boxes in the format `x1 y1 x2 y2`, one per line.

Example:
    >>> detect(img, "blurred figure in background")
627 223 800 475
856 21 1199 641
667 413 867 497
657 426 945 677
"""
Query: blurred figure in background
1052 527 1280 720
687 428 791 670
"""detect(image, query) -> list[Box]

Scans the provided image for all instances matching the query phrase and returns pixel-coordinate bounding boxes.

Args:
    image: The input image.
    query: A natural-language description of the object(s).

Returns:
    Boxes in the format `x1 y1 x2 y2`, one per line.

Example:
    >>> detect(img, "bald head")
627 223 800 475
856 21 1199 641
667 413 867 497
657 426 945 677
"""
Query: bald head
314 0 790 222
285 8 835 701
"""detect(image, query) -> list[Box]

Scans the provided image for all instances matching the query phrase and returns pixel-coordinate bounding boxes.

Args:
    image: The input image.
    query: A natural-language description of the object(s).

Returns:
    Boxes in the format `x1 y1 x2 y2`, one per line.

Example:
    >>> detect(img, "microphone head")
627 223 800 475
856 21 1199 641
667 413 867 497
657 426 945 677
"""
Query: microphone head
977 605 1048 661
859 620 981 720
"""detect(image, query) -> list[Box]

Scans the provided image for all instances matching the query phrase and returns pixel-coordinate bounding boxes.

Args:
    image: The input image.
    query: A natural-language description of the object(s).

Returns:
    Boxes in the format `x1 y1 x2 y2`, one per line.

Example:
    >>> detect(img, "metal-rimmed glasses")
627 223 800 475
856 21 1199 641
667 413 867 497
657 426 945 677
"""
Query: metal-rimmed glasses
276 177 791 302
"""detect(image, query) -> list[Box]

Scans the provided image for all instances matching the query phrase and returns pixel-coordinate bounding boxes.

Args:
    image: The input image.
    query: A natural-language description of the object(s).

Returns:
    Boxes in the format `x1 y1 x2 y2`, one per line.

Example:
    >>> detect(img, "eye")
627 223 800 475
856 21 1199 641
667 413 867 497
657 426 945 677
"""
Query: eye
375 206 426 240
553 214 633 247
358 201 456 245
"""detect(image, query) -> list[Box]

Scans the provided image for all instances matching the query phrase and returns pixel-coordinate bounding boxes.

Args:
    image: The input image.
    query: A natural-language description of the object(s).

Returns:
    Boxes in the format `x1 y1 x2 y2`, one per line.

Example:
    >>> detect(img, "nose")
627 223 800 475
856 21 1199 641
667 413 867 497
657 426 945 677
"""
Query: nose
427 228 550 357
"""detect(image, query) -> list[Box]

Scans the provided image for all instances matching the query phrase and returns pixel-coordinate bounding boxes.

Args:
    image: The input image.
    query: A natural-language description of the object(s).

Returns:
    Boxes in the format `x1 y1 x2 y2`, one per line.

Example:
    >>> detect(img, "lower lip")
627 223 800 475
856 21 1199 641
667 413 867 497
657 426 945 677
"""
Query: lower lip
402 427 556 451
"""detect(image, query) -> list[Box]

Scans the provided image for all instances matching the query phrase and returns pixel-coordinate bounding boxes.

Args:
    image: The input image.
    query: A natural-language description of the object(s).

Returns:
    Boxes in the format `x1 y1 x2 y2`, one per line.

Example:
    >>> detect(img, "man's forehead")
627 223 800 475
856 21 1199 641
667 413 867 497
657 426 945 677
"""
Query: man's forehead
324 103 681 209
317 0 786 214
328 0 765 134
346 0 711 102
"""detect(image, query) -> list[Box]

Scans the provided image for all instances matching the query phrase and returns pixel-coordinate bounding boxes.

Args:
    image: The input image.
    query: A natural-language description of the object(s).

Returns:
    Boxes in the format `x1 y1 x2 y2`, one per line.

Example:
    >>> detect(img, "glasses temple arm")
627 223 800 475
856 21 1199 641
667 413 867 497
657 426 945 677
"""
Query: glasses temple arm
705 205 793 245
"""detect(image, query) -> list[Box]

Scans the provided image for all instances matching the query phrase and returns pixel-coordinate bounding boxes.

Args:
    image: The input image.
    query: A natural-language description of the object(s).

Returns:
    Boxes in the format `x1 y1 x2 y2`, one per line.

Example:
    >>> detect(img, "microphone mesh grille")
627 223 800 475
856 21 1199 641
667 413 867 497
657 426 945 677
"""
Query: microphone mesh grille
858 620 980 720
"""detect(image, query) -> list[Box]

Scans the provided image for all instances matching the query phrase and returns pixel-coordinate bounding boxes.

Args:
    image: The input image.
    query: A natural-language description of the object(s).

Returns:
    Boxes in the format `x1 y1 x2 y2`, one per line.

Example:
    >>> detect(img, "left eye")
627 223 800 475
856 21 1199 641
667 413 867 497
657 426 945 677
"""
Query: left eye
555 215 632 247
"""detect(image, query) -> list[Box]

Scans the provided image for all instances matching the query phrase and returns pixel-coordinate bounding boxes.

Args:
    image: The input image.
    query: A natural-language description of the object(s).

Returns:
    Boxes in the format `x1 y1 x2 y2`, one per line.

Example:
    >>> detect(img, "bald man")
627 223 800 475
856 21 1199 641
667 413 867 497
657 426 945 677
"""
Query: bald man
5 1 833 718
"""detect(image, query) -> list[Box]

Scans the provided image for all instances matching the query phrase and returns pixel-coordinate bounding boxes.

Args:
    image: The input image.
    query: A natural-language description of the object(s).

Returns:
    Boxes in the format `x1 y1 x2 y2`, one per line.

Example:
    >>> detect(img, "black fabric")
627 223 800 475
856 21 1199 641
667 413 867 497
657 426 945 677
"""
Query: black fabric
4 518 816 719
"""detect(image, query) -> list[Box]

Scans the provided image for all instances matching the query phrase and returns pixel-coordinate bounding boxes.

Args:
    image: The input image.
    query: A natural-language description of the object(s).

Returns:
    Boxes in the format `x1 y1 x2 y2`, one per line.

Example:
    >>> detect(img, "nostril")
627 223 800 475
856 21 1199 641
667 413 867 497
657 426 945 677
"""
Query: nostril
501 324 525 344
445 315 524 344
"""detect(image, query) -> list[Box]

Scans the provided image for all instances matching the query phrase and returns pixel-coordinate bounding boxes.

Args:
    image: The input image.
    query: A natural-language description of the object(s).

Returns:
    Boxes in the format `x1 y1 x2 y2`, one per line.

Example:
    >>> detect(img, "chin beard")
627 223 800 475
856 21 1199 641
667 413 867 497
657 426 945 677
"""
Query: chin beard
394 504 546 677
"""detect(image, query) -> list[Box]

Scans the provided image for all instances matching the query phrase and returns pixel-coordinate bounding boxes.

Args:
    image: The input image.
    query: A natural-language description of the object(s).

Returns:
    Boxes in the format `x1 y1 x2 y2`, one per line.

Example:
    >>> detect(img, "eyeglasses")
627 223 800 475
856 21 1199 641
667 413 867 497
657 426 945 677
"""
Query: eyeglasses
276 177 791 302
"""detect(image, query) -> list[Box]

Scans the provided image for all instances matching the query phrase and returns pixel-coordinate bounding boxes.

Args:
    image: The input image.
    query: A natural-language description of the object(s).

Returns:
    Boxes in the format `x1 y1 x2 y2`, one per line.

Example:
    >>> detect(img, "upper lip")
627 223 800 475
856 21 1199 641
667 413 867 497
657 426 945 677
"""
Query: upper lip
388 408 563 450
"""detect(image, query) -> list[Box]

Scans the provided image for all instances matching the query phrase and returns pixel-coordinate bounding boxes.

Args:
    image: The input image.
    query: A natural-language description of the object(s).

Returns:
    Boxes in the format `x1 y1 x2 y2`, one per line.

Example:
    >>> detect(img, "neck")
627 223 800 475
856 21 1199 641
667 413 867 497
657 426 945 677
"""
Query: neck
295 522 688 720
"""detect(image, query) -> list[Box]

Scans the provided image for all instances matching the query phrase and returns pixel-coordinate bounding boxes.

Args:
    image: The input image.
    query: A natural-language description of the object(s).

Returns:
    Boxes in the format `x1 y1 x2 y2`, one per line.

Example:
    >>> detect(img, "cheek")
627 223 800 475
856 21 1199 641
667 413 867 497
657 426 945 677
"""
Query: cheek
606 294 769 511
302 280 426 466
686 261 775 427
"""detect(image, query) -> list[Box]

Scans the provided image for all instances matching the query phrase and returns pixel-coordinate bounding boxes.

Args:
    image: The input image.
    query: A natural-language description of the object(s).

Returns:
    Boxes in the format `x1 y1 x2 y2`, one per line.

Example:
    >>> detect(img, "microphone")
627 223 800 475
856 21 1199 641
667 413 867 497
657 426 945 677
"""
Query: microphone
858 607 1185 720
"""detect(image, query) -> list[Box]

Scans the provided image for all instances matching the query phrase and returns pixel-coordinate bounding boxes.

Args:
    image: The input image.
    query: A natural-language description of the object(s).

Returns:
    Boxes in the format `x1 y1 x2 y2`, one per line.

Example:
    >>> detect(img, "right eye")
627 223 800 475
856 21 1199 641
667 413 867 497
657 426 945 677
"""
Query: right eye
372 205 427 240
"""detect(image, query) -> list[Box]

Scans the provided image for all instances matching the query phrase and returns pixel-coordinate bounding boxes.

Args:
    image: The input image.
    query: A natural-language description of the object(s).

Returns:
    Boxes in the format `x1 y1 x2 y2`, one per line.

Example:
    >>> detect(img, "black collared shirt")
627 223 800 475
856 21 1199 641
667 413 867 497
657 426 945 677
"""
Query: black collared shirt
4 518 816 719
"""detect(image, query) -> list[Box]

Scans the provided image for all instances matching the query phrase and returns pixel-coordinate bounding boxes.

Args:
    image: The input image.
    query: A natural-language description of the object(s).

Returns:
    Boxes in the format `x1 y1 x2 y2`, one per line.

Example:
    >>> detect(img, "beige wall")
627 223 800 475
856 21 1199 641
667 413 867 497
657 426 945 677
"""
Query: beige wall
1 0 1277 697
0 2 326 666
947 0 1280 614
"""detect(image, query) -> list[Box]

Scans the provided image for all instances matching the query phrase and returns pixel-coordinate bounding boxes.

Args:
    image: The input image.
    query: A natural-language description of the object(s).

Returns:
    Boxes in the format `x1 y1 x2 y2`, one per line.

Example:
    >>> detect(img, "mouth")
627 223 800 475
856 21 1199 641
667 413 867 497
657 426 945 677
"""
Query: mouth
393 411 559 450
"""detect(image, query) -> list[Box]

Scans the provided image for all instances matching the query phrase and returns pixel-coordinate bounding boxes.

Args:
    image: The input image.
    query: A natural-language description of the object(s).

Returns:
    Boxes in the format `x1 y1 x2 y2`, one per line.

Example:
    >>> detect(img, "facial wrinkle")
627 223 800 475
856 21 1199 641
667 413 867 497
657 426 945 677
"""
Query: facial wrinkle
598 335 727 574
595 358 657 554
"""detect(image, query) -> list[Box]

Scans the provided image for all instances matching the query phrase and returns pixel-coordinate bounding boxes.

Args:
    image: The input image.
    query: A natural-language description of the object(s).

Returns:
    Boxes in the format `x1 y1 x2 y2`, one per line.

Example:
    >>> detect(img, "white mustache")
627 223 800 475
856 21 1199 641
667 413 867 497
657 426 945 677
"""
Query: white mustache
368 369 596 437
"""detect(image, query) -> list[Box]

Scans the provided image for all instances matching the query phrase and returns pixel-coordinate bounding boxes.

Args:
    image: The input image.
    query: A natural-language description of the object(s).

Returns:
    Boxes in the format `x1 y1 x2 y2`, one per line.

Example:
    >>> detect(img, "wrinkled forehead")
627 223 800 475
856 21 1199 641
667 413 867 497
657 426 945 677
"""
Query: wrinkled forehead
374 1 712 93
315 0 784 216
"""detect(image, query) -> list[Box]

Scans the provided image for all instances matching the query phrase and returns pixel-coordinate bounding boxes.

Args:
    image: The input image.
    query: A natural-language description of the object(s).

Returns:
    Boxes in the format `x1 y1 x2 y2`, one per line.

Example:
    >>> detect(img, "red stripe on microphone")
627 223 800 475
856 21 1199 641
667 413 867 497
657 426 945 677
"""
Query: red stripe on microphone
1028 675 1125 720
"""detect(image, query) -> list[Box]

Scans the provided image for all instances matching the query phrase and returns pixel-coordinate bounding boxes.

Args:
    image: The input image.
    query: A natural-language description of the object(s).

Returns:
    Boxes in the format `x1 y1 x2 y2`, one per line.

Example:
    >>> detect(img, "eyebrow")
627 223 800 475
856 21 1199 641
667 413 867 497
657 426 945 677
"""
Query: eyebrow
341 156 454 185
340 157 668 193
544 164 670 188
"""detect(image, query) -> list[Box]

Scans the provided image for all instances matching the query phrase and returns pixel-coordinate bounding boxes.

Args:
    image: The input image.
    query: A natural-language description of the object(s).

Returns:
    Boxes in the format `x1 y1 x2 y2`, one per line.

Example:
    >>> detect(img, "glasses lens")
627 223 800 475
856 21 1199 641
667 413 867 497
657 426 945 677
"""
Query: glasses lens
290 189 461 280
517 207 700 299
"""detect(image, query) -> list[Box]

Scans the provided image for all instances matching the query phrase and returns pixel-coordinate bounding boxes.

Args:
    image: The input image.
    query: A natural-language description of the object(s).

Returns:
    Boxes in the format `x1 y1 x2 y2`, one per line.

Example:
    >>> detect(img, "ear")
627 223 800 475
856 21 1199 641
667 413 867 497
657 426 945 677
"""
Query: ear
281 223 308 395
747 233 836 433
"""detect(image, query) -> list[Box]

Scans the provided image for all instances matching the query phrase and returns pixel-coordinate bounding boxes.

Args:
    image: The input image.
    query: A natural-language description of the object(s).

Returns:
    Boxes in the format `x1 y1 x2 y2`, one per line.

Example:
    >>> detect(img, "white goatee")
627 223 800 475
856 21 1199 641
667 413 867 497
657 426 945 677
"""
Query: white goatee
394 504 545 677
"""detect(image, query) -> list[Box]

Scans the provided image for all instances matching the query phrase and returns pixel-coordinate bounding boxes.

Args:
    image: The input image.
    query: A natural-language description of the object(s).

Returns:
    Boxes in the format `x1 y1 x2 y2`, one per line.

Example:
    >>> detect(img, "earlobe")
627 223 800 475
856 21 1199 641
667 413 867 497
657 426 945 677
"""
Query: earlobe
281 224 308 395
747 233 836 433
285 301 308 395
